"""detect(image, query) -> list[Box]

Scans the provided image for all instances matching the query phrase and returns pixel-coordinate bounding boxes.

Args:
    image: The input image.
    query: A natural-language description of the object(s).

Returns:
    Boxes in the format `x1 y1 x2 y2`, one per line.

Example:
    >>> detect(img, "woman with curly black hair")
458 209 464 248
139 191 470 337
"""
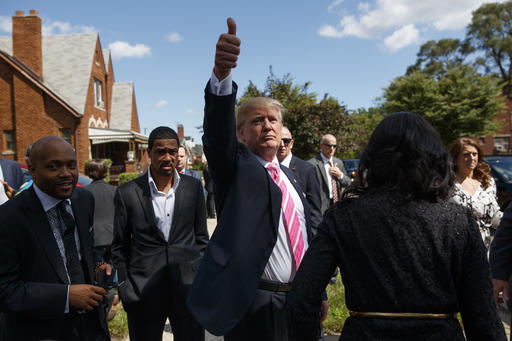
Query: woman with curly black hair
286 112 505 341
449 137 502 251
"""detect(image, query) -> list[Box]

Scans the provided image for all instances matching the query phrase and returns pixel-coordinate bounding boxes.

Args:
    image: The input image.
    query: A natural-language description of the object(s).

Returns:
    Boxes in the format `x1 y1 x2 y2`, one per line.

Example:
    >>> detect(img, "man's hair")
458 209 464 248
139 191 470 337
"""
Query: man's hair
346 112 454 202
320 134 336 144
236 97 284 131
88 159 108 181
148 127 179 150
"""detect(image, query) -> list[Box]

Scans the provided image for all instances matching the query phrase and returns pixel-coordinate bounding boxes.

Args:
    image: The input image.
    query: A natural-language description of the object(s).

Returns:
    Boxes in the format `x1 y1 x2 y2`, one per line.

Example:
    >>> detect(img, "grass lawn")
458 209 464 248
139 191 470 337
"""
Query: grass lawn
324 274 349 334
108 302 129 339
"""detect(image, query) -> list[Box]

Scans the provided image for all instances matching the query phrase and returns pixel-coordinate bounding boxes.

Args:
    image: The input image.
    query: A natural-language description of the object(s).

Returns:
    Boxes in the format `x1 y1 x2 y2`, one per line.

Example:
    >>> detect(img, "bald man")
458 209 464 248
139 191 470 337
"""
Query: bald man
309 134 351 214
0 136 111 341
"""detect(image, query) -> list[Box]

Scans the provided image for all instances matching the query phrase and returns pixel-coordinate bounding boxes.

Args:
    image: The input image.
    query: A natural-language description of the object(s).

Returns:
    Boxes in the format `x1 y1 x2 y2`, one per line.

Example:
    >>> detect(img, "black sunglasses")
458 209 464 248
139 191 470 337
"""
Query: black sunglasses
282 138 292 145
322 143 337 149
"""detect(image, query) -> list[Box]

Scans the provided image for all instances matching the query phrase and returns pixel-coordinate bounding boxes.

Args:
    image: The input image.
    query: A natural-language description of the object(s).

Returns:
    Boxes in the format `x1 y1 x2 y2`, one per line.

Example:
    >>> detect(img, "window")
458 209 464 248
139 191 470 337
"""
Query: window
479 137 485 145
494 136 510 153
93 79 104 108
5 131 15 150
61 129 71 144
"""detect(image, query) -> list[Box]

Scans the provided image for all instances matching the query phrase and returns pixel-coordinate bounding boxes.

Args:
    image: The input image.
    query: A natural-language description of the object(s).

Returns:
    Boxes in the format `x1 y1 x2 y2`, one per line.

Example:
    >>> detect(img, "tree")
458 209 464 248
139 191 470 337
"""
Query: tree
466 1 512 99
380 66 504 145
349 107 385 152
240 68 358 159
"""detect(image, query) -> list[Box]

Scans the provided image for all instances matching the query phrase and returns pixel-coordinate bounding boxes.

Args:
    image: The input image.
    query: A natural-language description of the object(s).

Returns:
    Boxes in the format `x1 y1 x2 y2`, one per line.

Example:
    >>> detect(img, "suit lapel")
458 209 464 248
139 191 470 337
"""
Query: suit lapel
24 188 69 284
168 176 184 243
315 155 329 188
70 192 94 282
135 174 167 242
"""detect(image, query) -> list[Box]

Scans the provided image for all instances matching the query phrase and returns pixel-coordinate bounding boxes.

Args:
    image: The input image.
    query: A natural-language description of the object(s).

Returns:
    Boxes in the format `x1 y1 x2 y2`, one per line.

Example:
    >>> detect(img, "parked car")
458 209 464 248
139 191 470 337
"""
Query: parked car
342 158 359 182
18 162 92 187
484 157 512 211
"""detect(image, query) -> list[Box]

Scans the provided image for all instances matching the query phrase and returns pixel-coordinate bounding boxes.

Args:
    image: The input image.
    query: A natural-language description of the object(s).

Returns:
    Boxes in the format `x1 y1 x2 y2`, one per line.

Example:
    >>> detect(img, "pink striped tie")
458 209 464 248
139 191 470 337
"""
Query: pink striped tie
267 163 305 268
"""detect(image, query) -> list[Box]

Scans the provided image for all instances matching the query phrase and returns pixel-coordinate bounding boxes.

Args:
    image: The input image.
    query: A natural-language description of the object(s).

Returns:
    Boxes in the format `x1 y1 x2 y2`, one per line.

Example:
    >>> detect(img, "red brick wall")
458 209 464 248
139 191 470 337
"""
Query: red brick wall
12 11 42 79
478 97 512 156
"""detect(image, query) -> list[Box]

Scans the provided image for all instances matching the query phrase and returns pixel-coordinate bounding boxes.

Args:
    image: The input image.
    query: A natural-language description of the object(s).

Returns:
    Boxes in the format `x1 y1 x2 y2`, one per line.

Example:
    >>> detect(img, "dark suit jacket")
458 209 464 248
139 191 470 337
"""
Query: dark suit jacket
183 169 207 197
308 154 351 214
186 82 314 336
0 187 109 340
86 180 116 247
491 203 512 280
0 158 24 192
287 155 323 232
111 172 209 310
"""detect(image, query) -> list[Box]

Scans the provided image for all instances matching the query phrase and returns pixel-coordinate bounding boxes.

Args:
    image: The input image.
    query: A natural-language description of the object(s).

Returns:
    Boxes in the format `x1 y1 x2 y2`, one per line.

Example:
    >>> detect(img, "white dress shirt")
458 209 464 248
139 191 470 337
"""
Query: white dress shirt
147 169 180 242
280 153 293 168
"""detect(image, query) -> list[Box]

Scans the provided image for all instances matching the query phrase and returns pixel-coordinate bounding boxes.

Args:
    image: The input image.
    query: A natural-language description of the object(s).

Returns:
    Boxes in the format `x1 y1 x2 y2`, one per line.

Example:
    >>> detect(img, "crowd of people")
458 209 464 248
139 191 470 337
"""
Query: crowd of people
0 17 511 341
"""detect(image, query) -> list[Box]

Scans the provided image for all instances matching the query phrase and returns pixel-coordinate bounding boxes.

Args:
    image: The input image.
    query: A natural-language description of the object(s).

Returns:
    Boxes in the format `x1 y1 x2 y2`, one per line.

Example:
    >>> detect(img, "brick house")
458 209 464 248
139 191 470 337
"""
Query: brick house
0 10 147 176
477 97 512 156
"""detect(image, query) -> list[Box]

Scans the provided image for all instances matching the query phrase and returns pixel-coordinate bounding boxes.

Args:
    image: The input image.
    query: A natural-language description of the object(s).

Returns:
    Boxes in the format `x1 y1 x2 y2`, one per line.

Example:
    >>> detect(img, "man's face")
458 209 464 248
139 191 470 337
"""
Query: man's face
320 135 337 159
176 147 187 171
29 139 78 199
238 107 282 160
277 128 293 162
149 138 179 177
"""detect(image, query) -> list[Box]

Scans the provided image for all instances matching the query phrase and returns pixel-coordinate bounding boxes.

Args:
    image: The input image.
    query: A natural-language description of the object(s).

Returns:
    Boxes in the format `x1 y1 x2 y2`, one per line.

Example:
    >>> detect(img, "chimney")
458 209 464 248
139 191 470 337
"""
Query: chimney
177 124 184 139
12 10 43 79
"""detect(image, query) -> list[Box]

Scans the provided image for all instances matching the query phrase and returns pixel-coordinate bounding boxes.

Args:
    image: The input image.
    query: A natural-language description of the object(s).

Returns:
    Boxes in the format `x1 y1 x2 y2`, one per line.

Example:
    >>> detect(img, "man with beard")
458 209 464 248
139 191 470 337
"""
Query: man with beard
112 126 208 341
0 136 111 341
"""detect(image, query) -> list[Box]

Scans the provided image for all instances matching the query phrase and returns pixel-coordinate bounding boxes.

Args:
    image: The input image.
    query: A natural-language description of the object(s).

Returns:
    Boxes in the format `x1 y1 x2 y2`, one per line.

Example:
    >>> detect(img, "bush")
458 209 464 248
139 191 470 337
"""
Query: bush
119 172 140 185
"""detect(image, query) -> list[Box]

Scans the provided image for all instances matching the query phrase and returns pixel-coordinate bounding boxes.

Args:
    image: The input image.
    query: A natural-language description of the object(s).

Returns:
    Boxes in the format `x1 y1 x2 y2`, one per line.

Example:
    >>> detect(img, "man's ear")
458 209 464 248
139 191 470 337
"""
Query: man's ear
237 128 245 143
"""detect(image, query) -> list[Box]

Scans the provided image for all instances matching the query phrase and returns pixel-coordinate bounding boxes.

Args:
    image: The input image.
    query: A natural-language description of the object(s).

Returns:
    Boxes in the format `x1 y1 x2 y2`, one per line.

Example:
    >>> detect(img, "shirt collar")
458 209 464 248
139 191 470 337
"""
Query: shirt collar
252 152 279 169
281 153 293 168
148 168 180 196
33 184 71 212
320 153 332 164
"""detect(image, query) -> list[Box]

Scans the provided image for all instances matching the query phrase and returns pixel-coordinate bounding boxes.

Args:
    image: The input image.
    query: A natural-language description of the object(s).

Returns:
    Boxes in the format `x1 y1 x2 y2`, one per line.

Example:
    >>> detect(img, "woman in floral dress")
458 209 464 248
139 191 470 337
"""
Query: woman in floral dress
449 137 502 251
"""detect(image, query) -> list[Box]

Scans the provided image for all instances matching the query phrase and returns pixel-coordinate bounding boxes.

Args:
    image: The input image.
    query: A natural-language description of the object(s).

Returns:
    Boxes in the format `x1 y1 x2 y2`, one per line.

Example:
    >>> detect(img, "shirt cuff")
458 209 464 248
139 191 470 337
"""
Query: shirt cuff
210 71 233 96
65 285 70 313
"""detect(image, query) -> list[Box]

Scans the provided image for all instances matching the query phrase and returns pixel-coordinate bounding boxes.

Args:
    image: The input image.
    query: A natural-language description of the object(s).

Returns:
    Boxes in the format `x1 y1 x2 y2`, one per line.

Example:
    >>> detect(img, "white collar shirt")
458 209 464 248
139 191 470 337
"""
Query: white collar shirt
148 169 180 242
280 153 293 168
253 153 308 283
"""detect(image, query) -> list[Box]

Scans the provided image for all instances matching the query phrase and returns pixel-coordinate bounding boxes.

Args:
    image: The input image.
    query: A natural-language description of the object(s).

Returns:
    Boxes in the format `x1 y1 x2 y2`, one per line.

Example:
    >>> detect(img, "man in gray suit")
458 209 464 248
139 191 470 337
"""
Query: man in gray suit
308 134 351 214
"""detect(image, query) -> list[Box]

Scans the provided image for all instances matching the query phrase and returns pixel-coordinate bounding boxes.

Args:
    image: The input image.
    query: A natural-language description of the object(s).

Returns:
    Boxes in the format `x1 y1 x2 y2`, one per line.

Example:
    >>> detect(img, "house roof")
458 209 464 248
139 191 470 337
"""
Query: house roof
110 82 134 131
0 33 98 114
89 127 147 145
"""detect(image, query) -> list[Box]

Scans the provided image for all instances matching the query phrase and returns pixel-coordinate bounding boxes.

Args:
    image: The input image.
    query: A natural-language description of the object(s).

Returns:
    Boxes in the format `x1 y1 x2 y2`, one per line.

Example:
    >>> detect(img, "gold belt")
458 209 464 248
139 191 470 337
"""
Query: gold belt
349 311 457 319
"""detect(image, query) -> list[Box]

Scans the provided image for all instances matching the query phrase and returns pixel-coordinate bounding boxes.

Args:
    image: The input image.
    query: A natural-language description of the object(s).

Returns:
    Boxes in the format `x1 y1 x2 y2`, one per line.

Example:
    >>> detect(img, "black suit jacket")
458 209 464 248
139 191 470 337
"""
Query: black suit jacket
0 158 24 192
491 203 512 280
186 82 313 336
308 154 351 214
287 155 323 232
111 172 209 310
0 187 109 340
86 180 116 247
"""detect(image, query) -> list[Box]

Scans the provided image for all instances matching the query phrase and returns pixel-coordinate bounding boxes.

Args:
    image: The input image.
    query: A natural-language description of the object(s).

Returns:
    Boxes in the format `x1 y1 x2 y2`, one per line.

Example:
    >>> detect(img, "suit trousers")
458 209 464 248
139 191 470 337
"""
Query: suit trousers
224 288 288 341
126 267 204 341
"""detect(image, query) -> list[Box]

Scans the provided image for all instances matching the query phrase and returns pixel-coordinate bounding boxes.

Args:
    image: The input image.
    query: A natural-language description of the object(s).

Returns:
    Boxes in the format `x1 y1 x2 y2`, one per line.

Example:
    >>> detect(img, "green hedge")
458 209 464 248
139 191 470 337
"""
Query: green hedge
119 172 140 185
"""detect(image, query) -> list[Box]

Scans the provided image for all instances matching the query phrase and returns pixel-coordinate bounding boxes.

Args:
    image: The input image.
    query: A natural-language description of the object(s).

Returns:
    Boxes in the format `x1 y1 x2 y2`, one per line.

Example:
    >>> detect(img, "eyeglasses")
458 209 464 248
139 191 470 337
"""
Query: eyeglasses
282 138 292 146
322 144 337 149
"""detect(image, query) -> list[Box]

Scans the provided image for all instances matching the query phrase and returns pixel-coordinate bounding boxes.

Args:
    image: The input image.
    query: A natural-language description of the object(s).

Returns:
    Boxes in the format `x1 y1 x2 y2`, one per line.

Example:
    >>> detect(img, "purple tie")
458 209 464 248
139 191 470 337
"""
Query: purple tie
267 163 305 268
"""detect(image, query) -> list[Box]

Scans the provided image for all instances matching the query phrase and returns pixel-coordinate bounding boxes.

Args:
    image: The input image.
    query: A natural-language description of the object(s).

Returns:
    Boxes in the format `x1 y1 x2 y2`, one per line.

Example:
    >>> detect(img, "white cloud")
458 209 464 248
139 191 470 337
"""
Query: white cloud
318 0 508 52
108 41 151 60
156 100 168 108
383 24 420 52
42 21 96 35
166 32 183 43
328 0 344 12
318 25 343 38
0 16 11 33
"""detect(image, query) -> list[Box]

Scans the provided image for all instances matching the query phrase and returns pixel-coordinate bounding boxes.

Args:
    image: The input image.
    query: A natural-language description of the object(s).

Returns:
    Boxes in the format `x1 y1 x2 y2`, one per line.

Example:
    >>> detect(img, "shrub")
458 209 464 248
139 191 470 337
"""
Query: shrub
119 172 140 185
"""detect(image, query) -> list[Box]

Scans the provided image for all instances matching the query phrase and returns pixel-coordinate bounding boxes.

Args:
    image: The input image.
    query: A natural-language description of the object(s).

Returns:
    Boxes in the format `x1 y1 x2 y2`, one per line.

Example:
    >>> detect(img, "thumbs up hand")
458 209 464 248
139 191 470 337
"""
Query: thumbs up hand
214 17 241 81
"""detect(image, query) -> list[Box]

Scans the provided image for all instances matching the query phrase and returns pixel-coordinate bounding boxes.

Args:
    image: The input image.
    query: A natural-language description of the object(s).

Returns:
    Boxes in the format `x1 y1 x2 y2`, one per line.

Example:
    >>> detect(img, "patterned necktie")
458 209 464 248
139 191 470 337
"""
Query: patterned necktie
57 200 85 284
267 163 305 268
329 160 339 204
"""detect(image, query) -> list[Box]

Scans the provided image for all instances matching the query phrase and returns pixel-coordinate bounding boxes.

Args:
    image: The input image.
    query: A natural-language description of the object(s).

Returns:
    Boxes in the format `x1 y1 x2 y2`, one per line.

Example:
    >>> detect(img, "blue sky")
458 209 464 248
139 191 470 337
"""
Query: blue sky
0 0 503 142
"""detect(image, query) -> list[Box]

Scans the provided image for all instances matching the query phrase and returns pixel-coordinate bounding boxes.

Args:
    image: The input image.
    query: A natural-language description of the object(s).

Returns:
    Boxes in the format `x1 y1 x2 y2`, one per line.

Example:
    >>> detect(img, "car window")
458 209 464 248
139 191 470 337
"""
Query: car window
486 158 512 182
